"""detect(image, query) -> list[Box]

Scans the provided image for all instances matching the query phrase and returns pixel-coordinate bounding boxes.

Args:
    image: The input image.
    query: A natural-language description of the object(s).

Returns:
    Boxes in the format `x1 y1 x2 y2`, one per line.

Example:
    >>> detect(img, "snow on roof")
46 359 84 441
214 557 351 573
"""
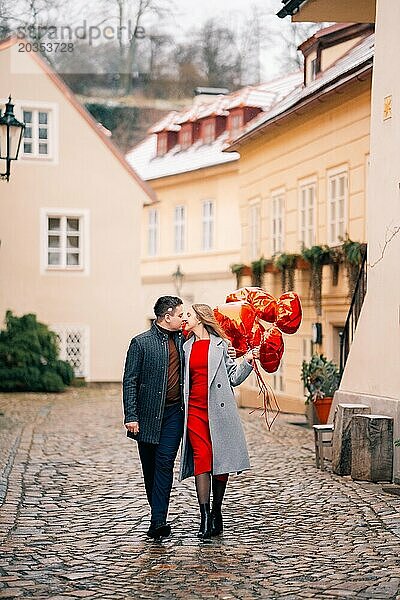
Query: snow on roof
127 71 302 181
126 132 239 181
228 33 374 149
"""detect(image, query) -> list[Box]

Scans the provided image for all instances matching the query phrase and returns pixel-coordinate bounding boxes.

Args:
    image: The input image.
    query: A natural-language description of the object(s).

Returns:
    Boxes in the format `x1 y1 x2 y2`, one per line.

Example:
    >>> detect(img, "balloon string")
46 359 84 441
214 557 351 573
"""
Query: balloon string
249 358 281 431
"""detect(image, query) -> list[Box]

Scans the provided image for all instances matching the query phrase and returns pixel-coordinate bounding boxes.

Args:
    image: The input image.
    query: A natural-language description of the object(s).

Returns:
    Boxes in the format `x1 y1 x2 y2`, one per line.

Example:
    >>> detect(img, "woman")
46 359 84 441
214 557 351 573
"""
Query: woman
179 303 256 542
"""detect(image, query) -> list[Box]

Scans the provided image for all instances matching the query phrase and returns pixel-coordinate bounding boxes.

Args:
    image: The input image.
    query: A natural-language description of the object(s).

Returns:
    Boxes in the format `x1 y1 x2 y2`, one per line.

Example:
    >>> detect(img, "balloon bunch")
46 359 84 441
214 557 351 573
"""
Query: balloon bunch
214 287 302 429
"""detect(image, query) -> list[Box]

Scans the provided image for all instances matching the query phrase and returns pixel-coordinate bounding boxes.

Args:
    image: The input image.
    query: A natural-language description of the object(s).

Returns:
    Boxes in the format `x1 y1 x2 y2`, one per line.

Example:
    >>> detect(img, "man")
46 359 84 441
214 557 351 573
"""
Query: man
123 296 185 540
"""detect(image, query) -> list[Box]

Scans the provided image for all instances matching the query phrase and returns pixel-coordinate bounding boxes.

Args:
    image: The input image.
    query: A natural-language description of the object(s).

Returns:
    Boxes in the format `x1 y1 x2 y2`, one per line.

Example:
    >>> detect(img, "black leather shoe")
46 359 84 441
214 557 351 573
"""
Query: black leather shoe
211 509 223 536
147 522 171 539
198 503 212 542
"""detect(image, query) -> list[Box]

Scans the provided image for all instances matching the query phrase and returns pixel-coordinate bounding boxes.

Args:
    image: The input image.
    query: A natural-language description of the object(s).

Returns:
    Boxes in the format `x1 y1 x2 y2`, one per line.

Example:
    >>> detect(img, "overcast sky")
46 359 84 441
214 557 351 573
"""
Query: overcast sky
163 0 288 80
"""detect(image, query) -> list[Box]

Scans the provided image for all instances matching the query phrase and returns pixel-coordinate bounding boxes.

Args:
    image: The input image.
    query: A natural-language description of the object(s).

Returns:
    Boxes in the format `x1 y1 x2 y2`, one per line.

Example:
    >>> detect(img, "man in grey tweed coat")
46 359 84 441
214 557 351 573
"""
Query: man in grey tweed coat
123 296 185 540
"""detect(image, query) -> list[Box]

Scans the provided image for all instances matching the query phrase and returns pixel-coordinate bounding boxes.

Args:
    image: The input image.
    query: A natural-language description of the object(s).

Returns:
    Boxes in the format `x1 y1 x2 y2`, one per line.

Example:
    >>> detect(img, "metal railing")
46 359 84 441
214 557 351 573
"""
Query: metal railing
339 247 368 377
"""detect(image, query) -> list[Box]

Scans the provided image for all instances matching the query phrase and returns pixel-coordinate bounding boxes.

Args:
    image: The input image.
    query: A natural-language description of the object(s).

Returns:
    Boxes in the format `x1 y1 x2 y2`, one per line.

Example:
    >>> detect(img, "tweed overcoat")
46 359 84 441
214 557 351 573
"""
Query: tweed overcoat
122 323 184 444
179 334 252 481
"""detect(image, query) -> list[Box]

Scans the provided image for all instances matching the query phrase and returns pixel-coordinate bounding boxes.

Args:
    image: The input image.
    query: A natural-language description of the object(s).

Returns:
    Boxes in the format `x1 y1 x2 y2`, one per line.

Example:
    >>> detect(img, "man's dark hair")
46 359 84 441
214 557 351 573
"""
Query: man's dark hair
154 296 182 319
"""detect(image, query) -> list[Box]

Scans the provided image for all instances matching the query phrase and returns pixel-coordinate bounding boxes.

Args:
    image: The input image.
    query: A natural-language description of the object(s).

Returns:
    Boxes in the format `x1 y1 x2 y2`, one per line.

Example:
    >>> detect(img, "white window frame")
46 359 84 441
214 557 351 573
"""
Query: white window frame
327 167 348 246
249 199 261 260
174 205 186 254
202 199 214 251
271 190 285 255
299 178 317 248
10 99 59 164
52 324 89 379
40 208 90 274
148 208 159 257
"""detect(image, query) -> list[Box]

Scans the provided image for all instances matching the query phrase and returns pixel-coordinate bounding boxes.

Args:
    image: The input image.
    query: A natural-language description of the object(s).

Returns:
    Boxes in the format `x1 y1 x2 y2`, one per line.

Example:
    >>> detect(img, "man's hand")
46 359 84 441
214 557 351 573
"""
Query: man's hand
125 421 139 435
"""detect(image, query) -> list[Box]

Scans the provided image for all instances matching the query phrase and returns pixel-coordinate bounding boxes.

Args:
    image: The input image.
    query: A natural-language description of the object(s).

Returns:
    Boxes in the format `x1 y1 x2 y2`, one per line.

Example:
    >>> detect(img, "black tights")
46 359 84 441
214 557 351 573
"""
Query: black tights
195 473 229 507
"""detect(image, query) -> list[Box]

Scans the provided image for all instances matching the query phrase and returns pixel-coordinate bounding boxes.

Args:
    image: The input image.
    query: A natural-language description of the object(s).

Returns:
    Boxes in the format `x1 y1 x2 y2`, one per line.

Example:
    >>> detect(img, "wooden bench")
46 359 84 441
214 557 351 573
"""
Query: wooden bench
313 424 334 470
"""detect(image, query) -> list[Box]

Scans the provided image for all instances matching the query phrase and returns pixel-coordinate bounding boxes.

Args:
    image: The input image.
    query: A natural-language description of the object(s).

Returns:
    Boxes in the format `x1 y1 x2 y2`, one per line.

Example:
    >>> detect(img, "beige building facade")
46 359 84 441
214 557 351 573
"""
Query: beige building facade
127 75 302 324
0 37 154 381
277 0 400 480
226 25 373 414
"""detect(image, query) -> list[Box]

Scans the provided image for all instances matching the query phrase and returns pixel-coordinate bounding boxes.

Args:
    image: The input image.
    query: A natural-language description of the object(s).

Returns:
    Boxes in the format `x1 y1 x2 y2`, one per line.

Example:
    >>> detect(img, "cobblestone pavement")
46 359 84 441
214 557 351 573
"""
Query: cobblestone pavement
1 385 400 600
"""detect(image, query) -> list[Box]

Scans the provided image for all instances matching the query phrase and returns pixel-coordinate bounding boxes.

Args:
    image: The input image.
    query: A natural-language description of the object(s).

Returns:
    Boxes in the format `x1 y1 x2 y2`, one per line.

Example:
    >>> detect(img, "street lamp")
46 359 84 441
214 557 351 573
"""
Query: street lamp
172 264 184 296
0 95 25 182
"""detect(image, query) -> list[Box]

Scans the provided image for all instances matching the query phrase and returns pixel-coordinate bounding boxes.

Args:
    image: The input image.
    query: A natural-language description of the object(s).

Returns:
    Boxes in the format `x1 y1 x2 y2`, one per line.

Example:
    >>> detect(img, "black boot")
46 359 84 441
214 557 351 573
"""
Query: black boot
211 506 223 536
198 503 212 542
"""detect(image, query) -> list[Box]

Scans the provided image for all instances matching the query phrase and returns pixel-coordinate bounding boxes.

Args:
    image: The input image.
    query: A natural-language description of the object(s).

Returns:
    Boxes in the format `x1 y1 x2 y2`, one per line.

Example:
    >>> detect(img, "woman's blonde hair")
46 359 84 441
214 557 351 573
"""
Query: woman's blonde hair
190 303 228 340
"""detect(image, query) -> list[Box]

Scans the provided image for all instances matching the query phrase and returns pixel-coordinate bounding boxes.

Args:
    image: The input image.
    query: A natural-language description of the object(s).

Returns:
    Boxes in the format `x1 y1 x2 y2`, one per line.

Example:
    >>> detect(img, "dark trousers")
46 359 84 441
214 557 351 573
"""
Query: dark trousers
137 403 183 525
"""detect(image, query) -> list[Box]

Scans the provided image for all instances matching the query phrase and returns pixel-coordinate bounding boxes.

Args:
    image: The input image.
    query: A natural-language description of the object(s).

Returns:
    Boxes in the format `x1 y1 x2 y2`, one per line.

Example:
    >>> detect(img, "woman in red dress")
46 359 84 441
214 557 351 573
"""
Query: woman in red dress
181 304 256 541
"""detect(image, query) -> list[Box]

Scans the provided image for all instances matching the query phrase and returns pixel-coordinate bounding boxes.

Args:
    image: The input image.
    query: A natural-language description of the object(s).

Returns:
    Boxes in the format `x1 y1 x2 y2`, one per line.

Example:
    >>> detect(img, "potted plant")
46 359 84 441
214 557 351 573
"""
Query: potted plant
301 354 340 424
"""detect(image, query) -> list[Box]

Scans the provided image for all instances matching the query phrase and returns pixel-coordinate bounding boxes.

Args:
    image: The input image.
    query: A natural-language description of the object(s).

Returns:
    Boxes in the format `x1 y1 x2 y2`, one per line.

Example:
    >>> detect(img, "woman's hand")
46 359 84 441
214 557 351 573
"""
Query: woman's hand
227 345 237 359
245 347 260 364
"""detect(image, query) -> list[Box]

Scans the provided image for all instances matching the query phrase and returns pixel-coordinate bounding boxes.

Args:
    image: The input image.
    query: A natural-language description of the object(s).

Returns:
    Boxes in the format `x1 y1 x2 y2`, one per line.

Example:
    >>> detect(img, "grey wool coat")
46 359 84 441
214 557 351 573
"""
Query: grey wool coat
179 333 253 481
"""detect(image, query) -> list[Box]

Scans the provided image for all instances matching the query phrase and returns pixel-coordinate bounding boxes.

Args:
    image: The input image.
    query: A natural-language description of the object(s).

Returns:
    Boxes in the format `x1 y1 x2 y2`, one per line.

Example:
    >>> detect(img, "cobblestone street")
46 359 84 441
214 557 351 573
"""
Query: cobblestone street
1 385 400 599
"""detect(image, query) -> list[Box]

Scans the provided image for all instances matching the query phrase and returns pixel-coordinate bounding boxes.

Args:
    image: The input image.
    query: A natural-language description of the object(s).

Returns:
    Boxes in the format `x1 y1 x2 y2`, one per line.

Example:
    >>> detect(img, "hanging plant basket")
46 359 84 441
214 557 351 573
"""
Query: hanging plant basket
251 257 267 287
230 263 246 289
341 237 364 299
328 246 343 287
274 253 299 293
301 245 331 316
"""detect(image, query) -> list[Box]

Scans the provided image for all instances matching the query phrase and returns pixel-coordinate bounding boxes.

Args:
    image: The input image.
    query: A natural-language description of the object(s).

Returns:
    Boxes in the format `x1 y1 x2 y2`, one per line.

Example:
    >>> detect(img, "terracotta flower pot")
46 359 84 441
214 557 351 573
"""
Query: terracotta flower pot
313 397 333 424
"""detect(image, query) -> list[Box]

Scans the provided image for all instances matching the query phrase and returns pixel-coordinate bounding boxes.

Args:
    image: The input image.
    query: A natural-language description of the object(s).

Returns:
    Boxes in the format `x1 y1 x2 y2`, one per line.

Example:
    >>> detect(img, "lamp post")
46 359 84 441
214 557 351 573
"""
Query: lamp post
0 96 25 182
172 264 184 296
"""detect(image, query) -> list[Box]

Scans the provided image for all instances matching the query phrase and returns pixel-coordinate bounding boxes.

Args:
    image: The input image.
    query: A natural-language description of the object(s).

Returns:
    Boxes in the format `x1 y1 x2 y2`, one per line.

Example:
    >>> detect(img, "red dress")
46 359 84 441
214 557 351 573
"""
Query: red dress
187 340 212 476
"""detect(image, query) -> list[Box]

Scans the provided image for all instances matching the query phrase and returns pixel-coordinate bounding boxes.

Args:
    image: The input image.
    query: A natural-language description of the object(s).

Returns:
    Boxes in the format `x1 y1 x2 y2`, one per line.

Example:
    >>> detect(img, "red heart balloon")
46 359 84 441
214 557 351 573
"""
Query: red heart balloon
247 290 277 323
275 292 302 335
226 287 264 303
213 311 247 357
259 327 284 373
214 301 256 338
249 321 265 348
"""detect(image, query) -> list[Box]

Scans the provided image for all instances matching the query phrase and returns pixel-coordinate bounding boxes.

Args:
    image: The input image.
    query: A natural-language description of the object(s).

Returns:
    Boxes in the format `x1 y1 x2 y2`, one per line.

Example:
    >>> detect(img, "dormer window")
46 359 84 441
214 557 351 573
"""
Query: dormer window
156 131 178 156
179 124 192 150
157 133 168 156
311 58 318 80
229 111 243 139
202 119 215 144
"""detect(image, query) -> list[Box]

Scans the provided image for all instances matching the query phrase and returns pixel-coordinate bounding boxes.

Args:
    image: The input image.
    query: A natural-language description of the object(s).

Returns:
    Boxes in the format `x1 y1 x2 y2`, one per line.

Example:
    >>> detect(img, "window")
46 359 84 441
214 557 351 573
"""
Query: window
230 113 243 138
310 58 318 81
180 129 192 149
157 133 168 156
328 170 348 245
148 208 159 256
299 182 316 247
271 193 284 255
272 360 285 393
41 209 89 274
22 109 51 158
174 205 185 253
249 202 261 260
202 200 214 251
203 121 215 144
53 326 88 378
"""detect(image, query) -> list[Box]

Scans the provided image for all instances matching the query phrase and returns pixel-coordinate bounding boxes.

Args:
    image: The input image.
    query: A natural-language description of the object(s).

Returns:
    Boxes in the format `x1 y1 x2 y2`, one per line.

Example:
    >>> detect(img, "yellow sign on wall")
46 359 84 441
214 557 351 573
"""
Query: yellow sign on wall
383 95 392 120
